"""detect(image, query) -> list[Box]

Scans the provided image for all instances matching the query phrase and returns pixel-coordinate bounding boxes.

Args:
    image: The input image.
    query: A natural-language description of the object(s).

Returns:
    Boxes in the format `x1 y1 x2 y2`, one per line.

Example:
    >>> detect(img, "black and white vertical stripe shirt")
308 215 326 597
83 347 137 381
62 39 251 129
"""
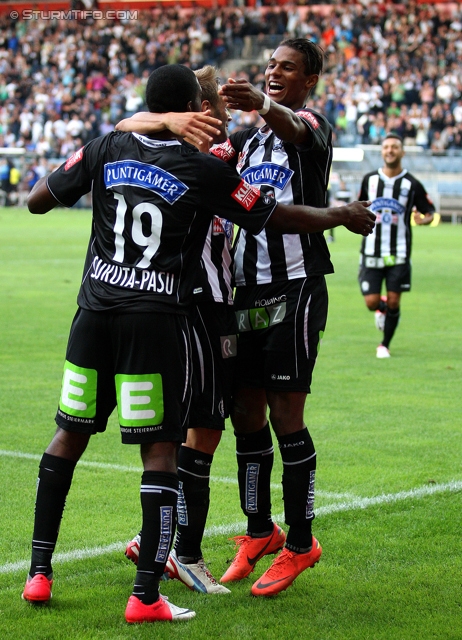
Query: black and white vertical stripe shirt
358 168 435 263
211 108 334 287
194 216 234 305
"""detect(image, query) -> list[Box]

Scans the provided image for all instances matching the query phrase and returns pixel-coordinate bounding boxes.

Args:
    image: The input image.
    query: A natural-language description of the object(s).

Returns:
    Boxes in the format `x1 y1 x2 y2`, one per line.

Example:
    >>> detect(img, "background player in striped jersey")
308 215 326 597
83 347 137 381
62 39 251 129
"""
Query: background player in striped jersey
213 39 364 596
358 133 435 358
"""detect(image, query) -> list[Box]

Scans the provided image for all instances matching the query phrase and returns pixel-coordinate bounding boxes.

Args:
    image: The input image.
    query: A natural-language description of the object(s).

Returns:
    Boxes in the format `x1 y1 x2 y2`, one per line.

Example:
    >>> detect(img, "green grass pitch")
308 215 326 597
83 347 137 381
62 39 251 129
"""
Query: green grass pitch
0 207 461 639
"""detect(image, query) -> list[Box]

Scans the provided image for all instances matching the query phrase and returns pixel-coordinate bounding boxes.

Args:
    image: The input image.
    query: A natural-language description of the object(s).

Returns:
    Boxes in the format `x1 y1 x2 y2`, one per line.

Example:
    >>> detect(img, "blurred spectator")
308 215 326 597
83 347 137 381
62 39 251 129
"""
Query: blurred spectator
0 2 460 156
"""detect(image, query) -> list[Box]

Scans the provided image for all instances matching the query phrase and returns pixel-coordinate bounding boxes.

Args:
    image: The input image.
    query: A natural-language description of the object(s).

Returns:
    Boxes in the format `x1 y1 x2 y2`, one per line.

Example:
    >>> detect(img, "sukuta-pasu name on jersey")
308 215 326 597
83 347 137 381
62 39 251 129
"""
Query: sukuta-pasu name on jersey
91 255 175 294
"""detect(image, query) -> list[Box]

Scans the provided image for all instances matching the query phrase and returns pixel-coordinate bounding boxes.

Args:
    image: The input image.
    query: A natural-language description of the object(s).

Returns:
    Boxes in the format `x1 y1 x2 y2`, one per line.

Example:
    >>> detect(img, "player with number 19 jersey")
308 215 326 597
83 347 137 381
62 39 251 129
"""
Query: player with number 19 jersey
47 131 276 314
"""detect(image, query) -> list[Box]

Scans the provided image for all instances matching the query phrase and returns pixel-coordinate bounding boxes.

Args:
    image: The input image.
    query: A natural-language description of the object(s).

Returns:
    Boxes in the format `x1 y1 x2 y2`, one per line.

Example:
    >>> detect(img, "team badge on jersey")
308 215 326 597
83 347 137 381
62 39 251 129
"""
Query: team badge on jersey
65 147 84 171
273 137 284 151
231 180 260 211
241 162 294 191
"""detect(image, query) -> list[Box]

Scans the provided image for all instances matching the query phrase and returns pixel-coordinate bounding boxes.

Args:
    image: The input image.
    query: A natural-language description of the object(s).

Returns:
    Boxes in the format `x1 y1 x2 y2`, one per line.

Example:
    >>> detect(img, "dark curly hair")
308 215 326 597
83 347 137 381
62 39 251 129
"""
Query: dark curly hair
277 38 325 76
145 64 201 113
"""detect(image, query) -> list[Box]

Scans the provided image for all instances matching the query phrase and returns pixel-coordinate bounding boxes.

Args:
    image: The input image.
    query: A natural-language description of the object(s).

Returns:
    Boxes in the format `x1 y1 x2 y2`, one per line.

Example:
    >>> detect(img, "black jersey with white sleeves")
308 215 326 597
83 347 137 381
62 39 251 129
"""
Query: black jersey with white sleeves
211 107 334 286
358 168 435 262
47 131 276 313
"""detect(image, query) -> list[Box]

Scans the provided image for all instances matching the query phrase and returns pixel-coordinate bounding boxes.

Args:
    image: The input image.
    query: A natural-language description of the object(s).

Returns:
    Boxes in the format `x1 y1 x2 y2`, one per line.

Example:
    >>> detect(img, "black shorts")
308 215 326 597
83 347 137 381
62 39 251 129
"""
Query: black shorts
188 301 237 430
359 263 411 295
55 308 192 444
233 276 328 393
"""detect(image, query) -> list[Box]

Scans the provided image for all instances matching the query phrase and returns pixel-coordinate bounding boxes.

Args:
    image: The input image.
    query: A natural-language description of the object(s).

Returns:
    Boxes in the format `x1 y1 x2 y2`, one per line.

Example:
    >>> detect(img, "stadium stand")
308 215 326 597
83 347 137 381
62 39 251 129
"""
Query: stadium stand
0 1 461 217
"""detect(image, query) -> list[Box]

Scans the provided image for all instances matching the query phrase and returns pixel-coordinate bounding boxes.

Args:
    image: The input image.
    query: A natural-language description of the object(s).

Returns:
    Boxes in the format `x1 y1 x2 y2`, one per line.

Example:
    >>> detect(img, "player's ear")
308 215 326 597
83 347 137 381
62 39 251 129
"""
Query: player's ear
201 100 211 113
305 74 319 90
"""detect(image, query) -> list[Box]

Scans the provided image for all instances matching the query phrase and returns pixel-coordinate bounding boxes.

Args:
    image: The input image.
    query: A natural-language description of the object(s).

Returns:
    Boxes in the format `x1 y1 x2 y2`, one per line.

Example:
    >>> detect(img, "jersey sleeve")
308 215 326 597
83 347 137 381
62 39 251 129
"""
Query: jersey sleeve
294 109 332 151
47 135 110 207
197 154 276 234
413 179 436 215
358 175 369 201
210 129 255 169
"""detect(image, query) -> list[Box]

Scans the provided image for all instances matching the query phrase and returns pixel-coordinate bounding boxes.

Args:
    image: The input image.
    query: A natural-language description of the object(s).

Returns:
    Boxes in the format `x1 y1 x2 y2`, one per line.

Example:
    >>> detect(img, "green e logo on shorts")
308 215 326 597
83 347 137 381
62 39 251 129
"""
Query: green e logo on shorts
59 361 97 418
115 374 164 427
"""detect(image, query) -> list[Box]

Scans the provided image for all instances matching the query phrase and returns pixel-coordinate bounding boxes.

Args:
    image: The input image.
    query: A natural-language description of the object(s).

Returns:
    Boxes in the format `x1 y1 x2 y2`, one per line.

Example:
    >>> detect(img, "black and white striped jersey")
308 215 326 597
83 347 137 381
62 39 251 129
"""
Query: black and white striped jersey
358 168 435 263
194 216 234 306
211 108 334 287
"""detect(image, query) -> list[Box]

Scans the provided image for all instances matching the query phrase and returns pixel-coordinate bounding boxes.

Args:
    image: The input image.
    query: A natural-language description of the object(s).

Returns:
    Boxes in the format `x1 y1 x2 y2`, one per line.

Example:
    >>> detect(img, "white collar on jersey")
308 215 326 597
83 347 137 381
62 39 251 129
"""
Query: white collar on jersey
132 132 182 148
378 167 408 182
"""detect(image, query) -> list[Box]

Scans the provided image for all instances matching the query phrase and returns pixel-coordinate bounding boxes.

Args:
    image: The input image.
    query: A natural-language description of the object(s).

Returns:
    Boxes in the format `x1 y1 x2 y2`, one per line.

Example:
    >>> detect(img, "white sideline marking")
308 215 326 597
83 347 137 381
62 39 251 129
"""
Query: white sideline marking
1 473 461 575
0 449 354 498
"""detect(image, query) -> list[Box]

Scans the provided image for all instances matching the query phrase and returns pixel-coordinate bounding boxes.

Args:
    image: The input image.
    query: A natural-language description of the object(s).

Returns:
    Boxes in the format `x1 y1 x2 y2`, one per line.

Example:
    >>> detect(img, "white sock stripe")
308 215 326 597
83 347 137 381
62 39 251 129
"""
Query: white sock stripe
236 447 274 456
140 484 178 495
177 466 210 480
282 452 317 465
3 479 461 575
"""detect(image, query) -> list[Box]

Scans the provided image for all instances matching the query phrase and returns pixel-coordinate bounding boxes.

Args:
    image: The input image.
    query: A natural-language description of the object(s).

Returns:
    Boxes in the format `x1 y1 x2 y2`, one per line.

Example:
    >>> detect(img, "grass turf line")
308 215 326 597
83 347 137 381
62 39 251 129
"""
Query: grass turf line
0 208 461 639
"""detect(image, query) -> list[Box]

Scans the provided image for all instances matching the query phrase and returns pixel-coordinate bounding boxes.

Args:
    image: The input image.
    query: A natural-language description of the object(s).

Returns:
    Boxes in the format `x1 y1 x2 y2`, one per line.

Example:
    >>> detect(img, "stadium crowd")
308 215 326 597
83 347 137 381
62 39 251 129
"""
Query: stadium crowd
0 1 461 194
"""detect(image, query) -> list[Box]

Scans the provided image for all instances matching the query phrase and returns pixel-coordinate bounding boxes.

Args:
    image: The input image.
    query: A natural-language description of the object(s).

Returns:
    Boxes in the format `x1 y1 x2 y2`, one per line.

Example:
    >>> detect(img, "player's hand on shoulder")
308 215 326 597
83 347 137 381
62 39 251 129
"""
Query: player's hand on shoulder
343 200 376 236
115 111 221 146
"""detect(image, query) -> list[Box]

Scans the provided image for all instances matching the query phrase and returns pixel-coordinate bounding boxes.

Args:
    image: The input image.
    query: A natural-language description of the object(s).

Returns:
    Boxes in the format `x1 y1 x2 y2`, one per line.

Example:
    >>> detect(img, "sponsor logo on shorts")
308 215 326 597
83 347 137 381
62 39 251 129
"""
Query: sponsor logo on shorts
221 334 237 358
218 398 225 418
271 374 291 381
254 295 287 307
115 373 164 427
236 302 286 332
59 361 97 418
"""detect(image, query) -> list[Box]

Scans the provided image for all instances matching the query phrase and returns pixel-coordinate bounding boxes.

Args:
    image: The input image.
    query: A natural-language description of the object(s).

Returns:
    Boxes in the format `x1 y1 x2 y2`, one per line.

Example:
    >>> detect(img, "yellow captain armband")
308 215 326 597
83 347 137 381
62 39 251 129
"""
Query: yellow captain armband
411 212 440 227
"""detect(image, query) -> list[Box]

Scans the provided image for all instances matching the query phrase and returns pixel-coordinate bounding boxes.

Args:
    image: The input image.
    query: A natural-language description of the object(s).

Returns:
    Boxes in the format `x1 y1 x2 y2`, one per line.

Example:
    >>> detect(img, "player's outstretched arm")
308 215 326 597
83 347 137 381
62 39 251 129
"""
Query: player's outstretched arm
267 200 375 235
27 177 59 214
116 111 222 148
413 211 434 225
219 78 310 144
